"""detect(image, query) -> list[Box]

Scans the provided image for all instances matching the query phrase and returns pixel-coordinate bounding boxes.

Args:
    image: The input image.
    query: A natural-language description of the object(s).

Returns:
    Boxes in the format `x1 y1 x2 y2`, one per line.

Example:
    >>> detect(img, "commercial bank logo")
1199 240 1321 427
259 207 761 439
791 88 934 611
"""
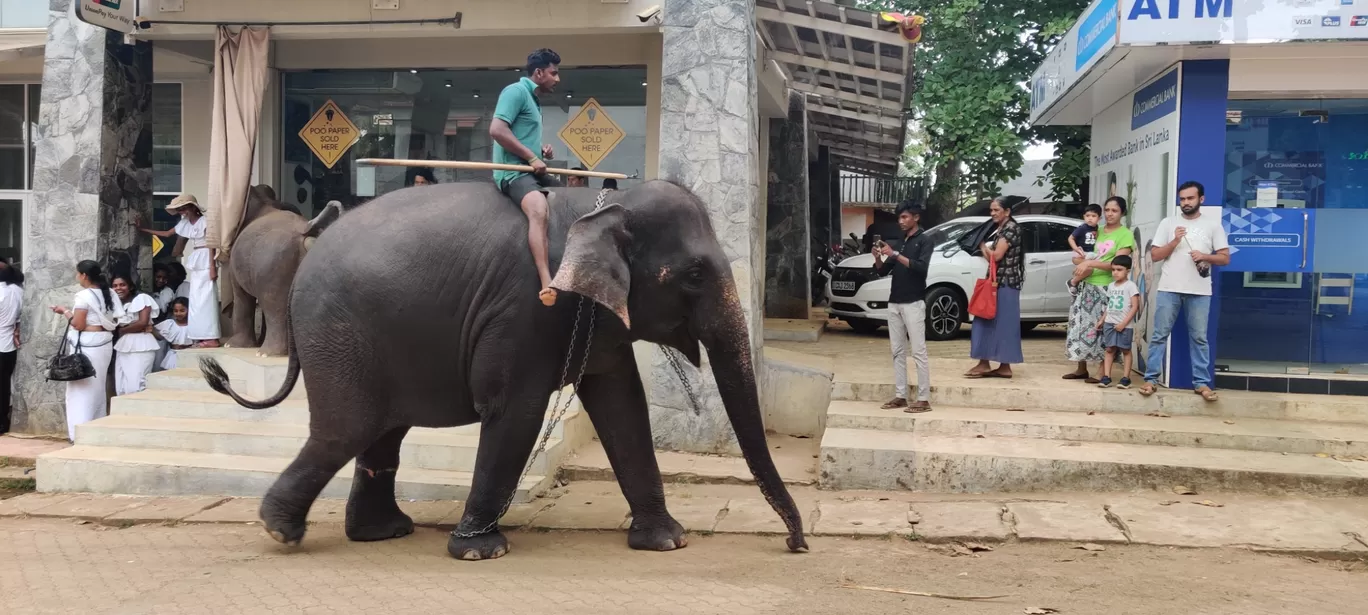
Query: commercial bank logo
1130 68 1178 130
1323 15 1342 26
1075 0 1118 70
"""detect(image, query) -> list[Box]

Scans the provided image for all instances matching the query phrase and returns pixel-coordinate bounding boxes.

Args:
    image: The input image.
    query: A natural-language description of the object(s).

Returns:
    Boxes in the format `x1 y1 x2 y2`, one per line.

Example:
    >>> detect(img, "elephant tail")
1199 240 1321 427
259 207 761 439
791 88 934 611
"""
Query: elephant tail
199 279 302 409
199 352 300 410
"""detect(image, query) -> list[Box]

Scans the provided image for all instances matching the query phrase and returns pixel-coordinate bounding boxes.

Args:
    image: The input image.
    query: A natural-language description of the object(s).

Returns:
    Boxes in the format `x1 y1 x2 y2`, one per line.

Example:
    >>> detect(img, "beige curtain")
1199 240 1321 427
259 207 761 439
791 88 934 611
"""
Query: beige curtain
205 26 270 259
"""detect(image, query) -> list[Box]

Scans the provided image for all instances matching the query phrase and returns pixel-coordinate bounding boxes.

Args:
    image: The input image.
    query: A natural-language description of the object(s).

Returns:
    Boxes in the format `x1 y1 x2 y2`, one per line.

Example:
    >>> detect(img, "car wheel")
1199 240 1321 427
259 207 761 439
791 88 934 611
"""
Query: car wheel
925 286 965 341
845 318 883 335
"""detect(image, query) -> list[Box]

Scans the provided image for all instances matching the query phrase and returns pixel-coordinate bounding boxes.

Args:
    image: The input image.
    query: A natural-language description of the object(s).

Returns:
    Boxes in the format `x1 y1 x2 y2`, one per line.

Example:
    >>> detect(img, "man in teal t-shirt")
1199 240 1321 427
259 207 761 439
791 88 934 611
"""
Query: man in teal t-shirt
491 48 562 304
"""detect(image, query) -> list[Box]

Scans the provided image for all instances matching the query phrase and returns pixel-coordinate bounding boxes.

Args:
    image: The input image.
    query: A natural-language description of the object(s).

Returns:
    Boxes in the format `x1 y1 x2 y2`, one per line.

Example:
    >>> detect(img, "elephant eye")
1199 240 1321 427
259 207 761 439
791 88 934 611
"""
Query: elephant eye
680 266 706 291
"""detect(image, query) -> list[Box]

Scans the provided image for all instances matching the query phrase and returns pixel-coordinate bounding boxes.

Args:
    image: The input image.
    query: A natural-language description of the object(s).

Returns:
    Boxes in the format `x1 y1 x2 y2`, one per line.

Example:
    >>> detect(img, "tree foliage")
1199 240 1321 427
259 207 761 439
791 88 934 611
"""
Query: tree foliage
864 0 1091 218
1033 125 1091 202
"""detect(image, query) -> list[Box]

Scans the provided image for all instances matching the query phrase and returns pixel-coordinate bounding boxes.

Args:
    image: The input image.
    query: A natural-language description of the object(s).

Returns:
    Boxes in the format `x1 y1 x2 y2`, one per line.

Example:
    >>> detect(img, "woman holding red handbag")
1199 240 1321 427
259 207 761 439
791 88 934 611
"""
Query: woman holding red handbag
965 198 1025 378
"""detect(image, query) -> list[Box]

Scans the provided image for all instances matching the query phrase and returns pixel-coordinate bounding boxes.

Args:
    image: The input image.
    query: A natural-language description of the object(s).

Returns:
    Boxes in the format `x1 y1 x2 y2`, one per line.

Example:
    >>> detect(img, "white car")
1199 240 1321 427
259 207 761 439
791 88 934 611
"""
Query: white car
826 215 1083 340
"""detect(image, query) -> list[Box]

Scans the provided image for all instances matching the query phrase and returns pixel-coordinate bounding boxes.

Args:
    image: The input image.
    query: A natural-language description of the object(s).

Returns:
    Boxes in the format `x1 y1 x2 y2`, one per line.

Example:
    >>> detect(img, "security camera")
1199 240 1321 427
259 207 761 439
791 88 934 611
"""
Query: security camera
637 5 662 23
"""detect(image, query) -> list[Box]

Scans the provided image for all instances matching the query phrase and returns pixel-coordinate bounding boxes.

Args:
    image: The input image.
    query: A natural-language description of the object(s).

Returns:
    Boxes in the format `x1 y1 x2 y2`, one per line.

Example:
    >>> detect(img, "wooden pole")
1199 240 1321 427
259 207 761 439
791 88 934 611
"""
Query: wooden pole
355 158 632 180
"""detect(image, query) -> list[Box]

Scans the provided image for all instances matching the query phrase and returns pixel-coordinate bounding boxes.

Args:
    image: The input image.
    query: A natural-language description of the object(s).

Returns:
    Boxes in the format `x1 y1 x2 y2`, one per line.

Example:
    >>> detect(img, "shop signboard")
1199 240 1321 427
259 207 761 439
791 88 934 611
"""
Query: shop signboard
558 98 625 171
298 100 360 170
1030 0 1120 122
1119 0 1368 44
76 0 137 34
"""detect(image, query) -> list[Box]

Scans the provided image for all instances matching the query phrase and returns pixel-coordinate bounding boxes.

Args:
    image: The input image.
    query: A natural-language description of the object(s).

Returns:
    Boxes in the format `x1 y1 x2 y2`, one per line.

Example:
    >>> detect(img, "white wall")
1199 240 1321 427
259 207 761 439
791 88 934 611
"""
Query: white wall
1089 63 1183 379
1229 46 1368 96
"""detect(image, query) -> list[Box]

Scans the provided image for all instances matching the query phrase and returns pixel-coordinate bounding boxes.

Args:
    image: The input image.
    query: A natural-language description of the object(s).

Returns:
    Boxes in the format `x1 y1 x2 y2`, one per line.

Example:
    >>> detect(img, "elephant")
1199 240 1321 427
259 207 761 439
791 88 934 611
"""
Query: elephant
200 179 809 560
223 185 342 356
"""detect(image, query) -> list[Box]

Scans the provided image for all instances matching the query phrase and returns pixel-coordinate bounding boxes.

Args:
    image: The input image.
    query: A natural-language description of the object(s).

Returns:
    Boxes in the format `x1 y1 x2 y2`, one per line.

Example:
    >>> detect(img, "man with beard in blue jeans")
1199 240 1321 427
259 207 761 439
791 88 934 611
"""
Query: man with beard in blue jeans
1138 181 1230 402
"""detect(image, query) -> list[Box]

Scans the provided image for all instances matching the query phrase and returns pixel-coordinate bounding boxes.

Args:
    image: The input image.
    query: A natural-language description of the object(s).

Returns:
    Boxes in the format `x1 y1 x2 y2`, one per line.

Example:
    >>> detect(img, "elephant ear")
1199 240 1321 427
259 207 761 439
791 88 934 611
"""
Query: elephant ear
550 204 632 329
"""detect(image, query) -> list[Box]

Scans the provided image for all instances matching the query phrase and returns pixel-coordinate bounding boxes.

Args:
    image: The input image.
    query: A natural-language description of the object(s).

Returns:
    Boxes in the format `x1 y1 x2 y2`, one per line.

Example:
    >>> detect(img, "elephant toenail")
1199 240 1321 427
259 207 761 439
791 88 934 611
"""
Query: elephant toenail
460 550 481 561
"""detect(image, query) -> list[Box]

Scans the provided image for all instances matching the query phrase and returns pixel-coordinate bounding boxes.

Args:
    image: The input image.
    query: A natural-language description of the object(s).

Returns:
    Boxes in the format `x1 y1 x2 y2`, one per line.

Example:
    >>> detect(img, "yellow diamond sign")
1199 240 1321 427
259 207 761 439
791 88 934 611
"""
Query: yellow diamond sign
558 98 625 171
298 100 360 169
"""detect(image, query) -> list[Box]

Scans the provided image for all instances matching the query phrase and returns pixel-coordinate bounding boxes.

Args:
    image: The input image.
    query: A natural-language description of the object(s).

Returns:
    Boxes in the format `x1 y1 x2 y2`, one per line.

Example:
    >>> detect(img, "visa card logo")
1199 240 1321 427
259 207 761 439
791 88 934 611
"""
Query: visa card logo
1352 15 1368 25
1323 15 1342 26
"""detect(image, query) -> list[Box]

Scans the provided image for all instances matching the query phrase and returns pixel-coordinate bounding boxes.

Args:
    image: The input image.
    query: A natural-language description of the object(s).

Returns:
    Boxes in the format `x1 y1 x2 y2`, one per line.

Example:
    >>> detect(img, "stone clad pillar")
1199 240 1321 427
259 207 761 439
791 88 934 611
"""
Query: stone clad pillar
13 1 153 435
642 0 761 454
763 90 810 319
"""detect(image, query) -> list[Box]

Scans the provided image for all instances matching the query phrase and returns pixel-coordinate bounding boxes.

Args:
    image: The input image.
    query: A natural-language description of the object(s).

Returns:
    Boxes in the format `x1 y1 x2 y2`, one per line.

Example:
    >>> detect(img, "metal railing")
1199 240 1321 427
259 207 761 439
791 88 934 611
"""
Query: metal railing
839 174 928 207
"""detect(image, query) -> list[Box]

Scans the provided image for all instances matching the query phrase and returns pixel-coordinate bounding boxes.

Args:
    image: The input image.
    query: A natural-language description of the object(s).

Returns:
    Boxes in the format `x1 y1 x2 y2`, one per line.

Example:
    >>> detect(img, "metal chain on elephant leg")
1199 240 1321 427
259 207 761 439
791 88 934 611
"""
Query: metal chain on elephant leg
451 297 597 540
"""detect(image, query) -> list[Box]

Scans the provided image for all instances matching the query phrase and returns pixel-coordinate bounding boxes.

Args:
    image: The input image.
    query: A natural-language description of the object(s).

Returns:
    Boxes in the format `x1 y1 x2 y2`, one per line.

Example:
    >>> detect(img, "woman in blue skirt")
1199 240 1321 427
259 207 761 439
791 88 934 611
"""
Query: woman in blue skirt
965 197 1025 379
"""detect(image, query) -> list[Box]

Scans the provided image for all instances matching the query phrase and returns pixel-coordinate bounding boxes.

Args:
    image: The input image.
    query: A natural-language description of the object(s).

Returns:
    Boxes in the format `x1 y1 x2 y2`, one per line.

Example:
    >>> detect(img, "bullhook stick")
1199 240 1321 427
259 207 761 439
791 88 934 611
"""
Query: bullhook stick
839 583 1009 601
356 158 633 180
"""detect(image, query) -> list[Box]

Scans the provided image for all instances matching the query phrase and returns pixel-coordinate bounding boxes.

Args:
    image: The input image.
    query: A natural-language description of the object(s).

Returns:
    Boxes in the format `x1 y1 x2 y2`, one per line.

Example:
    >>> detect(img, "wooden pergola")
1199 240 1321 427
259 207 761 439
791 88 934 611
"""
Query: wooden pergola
755 0 914 176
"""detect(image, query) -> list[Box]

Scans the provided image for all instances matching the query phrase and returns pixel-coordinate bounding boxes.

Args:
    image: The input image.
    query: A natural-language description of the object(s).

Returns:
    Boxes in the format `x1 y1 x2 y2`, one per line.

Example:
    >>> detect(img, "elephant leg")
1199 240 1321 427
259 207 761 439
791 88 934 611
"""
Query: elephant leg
260 433 368 546
258 295 289 357
224 277 259 349
578 347 685 552
447 390 549 561
345 426 414 541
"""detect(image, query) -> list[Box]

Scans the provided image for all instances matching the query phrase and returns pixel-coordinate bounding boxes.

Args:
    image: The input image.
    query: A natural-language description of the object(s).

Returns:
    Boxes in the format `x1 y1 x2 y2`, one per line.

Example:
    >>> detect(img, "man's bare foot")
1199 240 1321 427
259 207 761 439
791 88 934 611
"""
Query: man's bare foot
539 287 558 306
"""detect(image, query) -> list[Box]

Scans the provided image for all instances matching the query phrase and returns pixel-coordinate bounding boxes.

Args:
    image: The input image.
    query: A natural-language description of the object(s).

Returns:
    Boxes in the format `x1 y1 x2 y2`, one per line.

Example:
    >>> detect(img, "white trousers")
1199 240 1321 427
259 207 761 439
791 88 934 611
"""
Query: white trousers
186 267 221 341
115 350 157 396
64 332 114 442
888 301 931 402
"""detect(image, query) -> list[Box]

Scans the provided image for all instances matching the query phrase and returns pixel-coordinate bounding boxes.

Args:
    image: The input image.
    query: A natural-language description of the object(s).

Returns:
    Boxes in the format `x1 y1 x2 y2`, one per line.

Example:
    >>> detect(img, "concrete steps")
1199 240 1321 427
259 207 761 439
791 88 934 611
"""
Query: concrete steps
819 401 1368 496
38 446 549 502
37 347 594 502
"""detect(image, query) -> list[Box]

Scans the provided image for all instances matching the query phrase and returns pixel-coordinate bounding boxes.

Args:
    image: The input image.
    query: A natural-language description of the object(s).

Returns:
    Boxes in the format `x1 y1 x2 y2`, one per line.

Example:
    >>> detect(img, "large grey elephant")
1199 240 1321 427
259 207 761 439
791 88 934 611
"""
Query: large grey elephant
223 185 341 356
200 180 808 560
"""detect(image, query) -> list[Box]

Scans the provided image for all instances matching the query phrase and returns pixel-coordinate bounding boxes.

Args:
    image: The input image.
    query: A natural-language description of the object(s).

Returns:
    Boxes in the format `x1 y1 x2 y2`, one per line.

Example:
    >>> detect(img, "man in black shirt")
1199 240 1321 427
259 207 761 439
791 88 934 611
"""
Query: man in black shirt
873 199 935 412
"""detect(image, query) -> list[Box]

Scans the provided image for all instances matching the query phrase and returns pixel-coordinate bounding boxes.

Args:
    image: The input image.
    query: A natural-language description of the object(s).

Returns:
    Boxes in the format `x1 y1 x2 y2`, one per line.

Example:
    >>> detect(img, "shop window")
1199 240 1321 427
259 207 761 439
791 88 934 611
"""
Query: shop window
281 67 649 215
151 84 184 243
0 1 47 28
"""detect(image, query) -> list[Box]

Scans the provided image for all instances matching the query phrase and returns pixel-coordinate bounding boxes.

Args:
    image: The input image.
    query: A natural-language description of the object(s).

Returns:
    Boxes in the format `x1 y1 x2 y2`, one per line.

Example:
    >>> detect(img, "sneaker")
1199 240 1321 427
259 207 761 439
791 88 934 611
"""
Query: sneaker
1097 376 1113 388
1118 377 1131 390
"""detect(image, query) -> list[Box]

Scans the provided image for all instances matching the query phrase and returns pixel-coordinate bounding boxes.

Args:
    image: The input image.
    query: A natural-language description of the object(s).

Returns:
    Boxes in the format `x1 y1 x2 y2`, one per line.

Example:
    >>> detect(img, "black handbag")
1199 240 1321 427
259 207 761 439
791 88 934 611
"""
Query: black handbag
46 325 95 382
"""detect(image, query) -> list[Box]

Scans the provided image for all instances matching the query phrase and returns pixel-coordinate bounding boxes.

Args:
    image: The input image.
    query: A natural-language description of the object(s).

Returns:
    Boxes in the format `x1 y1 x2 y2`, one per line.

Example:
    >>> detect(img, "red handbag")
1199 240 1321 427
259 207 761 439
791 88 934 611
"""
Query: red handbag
969 257 998 320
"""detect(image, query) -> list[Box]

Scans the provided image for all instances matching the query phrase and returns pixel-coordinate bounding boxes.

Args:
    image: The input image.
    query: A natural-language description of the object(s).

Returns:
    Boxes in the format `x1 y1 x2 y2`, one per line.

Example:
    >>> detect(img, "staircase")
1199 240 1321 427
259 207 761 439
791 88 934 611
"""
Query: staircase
37 349 594 502
818 359 1368 496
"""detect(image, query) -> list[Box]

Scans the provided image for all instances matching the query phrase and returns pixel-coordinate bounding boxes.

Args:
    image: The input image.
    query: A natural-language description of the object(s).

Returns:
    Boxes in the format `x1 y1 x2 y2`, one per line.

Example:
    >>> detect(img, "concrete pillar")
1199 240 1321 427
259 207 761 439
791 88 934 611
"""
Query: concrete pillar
13 1 153 435
763 90 810 319
809 145 833 253
641 0 761 454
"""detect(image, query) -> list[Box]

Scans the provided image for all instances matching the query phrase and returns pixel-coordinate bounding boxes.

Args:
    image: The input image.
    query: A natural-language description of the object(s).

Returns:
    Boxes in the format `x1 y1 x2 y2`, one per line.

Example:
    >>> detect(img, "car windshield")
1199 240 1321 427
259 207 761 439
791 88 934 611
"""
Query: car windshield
924 221 977 250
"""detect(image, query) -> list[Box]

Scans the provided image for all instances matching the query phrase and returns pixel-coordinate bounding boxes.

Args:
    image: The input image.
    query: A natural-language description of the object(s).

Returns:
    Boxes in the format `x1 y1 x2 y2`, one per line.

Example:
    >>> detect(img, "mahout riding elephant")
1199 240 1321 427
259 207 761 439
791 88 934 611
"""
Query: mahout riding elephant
223 185 342 356
200 180 809 560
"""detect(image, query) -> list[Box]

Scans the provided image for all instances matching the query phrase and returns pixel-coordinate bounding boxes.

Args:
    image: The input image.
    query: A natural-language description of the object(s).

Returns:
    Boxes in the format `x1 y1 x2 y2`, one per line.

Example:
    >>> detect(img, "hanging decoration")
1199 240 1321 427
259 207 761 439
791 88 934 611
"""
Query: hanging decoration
879 12 925 44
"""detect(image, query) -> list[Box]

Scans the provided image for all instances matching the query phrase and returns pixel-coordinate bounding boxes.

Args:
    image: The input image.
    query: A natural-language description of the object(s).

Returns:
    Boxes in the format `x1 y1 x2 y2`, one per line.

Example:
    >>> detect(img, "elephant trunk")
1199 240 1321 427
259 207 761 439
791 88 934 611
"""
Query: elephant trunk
702 285 809 553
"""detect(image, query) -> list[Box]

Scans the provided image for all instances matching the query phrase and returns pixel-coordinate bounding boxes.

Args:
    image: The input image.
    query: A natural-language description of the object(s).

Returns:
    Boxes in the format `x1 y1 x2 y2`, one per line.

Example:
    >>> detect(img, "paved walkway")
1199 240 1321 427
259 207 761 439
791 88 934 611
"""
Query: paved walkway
5 482 1367 556
2 503 1366 614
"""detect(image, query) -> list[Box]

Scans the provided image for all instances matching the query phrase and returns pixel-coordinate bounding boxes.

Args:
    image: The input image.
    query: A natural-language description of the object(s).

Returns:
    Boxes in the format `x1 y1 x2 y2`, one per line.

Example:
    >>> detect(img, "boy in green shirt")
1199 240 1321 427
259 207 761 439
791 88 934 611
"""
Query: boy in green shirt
491 48 562 304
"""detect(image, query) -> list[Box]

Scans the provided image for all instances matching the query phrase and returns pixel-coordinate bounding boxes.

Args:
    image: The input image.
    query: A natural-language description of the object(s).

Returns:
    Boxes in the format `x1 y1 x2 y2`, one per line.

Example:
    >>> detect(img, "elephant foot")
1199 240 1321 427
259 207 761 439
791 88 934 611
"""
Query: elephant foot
223 334 256 349
627 517 688 552
257 341 288 357
447 529 510 561
260 501 308 547
345 507 414 542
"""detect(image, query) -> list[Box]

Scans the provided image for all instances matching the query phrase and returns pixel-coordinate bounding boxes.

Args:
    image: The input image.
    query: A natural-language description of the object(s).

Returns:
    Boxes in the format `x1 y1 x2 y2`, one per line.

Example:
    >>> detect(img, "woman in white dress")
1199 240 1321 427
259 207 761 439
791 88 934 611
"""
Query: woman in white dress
111 274 160 395
134 194 221 348
49 260 123 442
0 262 23 434
153 297 192 370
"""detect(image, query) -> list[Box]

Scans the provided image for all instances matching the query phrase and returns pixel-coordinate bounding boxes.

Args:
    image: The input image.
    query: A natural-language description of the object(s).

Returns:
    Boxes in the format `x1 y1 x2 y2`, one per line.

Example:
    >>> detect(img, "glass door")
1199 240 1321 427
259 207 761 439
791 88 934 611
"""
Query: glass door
1216 99 1368 376
0 192 26 268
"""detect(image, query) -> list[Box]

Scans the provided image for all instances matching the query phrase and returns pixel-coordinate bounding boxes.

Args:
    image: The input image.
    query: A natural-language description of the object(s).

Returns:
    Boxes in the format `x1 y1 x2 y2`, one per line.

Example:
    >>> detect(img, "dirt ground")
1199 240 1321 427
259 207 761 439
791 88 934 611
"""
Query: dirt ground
1 517 1364 614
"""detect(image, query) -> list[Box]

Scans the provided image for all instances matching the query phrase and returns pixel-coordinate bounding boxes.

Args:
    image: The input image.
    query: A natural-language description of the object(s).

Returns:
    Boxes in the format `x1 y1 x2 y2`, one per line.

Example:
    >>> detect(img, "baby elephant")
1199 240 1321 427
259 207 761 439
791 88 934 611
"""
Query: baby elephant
224 186 342 356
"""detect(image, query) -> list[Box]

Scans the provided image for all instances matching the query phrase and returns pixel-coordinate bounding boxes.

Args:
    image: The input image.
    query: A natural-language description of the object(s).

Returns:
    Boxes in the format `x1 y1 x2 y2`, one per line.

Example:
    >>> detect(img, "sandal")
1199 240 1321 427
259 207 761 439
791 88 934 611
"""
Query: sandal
964 371 989 379
904 400 932 414
1061 372 1089 380
881 398 908 409
1138 383 1156 397
1195 387 1219 402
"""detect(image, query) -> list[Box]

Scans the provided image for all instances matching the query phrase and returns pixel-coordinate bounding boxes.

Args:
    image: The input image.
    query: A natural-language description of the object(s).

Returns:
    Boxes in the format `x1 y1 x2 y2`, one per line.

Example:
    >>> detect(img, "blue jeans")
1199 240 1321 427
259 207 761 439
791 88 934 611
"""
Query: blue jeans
1143 291 1212 389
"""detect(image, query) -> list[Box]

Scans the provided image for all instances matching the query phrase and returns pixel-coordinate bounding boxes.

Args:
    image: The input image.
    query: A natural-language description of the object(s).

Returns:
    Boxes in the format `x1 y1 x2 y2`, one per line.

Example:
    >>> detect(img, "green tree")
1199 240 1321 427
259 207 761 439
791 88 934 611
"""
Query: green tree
1033 125 1091 202
865 0 1090 221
